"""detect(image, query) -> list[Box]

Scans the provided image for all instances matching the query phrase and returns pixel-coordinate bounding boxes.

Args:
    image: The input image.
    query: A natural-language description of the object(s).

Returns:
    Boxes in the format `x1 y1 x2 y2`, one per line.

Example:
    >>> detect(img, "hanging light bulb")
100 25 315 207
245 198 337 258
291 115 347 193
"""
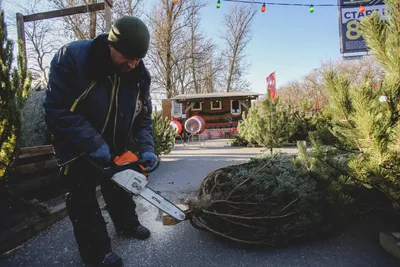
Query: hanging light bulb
216 0 221 9
261 3 266 12
309 5 315 13
359 5 366 13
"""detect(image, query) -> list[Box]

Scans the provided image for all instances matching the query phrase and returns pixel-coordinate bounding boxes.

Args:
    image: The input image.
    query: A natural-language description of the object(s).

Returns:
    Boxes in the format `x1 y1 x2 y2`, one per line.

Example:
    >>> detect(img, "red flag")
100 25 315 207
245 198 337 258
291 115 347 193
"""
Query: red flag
266 72 276 99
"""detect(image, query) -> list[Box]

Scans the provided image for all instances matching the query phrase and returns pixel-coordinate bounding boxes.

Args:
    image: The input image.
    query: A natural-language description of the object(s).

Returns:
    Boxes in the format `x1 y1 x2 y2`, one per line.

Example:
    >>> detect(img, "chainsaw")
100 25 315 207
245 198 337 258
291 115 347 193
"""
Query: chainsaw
92 151 189 223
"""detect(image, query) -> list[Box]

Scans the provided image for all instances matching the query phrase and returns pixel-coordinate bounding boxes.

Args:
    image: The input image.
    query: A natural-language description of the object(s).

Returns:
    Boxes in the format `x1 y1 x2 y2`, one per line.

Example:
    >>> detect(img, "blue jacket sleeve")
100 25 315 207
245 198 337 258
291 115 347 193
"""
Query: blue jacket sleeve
43 45 105 152
135 89 155 154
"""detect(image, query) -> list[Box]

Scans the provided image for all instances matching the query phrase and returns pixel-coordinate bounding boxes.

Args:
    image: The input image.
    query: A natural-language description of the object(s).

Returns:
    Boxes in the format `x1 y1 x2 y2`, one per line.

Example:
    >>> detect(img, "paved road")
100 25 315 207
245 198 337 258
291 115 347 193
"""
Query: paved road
1 140 399 267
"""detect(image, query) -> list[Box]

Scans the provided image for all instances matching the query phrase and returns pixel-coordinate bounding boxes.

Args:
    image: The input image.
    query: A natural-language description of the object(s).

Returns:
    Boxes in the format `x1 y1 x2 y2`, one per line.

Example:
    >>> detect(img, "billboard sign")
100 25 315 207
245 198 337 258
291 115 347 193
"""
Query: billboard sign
338 0 386 54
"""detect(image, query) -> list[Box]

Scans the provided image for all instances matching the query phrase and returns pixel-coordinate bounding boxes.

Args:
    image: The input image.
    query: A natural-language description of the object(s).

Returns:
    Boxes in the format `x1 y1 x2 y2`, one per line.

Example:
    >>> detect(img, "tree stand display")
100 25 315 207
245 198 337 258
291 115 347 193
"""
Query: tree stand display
184 116 206 147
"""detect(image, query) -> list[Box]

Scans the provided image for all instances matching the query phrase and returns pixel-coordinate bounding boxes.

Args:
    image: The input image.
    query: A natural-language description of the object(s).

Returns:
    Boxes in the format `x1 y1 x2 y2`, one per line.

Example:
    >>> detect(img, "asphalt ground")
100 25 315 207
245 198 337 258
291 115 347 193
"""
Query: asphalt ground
1 140 399 267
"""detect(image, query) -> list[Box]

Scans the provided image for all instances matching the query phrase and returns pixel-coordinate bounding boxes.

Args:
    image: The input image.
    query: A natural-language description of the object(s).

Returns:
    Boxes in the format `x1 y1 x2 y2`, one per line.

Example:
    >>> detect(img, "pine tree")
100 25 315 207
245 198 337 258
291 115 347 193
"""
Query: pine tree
0 7 31 182
321 0 400 206
289 99 316 142
238 95 294 152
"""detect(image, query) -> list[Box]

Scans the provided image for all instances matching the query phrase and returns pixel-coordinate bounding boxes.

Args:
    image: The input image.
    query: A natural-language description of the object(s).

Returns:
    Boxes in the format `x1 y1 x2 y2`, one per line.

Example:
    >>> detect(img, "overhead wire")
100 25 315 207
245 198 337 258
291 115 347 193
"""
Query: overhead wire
217 0 384 8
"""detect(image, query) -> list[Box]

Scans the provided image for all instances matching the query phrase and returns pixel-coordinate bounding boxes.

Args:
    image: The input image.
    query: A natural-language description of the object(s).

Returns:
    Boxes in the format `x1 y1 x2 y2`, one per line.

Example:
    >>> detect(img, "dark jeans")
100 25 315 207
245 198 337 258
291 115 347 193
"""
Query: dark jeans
64 159 140 264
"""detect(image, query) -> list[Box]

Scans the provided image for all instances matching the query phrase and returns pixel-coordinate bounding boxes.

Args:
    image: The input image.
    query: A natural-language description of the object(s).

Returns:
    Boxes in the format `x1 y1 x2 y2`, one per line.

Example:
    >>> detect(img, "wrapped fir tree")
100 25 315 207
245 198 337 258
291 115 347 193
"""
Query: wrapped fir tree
187 140 357 246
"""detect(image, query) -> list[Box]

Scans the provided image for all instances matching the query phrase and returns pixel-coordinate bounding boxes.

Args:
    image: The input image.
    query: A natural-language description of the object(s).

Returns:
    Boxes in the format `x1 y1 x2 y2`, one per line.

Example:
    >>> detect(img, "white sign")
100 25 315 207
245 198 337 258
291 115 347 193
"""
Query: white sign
341 5 386 24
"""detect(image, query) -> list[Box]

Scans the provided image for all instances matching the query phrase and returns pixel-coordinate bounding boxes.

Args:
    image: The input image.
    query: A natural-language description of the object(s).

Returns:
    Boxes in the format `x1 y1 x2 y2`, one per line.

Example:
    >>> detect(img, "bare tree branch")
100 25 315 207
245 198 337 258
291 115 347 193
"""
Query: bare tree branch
49 0 144 40
7 0 64 88
220 3 257 92
278 57 385 108
147 0 193 98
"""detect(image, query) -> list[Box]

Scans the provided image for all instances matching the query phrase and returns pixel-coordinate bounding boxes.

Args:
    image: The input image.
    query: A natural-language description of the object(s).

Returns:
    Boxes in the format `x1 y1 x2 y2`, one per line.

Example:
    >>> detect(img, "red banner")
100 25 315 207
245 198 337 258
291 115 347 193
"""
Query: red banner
266 72 276 99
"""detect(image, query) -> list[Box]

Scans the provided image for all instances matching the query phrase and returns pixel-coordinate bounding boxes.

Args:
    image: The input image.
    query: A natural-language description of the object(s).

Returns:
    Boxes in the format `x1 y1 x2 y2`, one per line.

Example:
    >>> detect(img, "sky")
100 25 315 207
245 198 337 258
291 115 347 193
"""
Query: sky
2 0 352 96
164 0 346 95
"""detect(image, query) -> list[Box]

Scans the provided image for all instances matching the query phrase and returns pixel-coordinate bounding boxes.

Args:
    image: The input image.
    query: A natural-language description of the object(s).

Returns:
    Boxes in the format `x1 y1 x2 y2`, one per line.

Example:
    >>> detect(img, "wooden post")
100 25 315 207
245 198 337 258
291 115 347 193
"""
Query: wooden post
89 0 97 38
104 0 113 32
16 13 27 68
23 3 105 22
14 2 111 68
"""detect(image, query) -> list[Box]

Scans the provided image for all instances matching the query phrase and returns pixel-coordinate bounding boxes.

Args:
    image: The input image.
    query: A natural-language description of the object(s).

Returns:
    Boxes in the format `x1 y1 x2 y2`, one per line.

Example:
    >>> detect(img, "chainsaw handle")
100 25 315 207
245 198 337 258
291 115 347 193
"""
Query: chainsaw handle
138 159 160 173
89 151 159 176
106 159 158 176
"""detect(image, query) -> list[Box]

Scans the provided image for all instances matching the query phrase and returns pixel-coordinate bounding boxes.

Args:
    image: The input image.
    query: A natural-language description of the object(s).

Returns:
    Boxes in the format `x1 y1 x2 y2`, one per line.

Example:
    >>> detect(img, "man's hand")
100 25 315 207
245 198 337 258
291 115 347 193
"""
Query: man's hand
88 143 111 166
141 152 158 172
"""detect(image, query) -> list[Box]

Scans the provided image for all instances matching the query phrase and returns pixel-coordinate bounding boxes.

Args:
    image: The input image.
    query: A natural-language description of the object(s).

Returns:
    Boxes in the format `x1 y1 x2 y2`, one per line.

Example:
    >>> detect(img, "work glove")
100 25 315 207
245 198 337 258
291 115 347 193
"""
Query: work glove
141 152 159 172
88 142 111 167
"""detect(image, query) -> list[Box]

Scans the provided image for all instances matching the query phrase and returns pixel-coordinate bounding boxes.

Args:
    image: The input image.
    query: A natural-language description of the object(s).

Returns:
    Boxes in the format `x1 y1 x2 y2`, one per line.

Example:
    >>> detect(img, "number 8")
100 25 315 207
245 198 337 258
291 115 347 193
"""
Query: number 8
346 20 362 40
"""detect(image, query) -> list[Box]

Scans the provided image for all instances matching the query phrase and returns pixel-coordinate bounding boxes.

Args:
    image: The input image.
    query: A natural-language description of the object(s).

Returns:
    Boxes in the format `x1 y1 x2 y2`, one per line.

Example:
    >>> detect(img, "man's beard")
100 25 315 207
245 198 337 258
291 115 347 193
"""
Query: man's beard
119 64 132 73
111 61 132 73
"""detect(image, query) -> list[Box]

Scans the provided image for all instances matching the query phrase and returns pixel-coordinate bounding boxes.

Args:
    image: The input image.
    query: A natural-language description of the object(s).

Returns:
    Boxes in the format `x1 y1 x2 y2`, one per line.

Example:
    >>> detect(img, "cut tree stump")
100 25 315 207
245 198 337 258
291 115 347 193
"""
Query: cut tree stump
160 199 190 225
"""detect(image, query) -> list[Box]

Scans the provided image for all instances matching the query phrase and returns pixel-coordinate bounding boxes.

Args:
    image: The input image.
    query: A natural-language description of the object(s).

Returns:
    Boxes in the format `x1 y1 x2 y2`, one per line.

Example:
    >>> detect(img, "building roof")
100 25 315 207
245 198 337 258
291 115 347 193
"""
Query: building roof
171 92 261 101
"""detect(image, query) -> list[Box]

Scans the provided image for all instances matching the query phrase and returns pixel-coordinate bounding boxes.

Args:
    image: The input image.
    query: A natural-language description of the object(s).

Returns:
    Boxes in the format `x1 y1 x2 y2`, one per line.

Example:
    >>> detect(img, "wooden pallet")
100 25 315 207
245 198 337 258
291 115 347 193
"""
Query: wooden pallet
8 145 61 197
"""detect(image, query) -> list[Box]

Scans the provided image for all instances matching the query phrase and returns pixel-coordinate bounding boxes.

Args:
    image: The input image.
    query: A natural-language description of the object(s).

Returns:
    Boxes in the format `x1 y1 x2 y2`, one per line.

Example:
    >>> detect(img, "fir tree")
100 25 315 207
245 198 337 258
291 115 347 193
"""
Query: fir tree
238 95 294 152
127 112 175 158
289 99 316 142
321 0 400 206
190 146 358 246
152 112 175 157
0 7 31 182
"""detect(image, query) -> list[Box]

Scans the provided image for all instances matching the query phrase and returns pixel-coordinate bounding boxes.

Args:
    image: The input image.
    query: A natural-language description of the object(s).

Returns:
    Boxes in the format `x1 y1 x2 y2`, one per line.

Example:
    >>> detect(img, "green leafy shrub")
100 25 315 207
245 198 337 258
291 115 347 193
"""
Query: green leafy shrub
0 8 31 182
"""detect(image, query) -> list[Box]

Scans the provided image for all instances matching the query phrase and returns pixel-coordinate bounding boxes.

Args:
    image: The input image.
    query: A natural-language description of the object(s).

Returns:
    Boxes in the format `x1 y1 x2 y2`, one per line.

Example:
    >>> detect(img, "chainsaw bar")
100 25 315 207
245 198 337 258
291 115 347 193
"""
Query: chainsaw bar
139 187 186 221
111 169 186 222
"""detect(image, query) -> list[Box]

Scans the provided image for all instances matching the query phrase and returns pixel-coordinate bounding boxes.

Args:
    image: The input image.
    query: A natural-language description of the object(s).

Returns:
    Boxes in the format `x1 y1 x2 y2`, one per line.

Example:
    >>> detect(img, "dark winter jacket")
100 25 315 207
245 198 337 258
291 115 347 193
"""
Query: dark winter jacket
43 34 154 166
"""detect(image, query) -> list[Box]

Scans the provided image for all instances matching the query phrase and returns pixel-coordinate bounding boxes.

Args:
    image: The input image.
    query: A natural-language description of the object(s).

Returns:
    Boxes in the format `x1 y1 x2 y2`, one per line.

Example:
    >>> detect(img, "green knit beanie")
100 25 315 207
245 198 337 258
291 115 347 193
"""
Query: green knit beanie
108 16 150 59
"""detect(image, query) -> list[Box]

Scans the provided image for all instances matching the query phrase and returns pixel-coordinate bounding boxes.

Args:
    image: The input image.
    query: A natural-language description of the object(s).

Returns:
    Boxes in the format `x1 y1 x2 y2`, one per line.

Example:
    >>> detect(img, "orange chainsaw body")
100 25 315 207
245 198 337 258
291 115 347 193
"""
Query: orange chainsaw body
113 151 146 173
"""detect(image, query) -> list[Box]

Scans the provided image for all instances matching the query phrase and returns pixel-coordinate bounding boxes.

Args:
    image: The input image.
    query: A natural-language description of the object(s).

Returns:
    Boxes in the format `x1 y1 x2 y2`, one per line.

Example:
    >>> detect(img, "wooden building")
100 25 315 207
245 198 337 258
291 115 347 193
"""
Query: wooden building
162 92 260 139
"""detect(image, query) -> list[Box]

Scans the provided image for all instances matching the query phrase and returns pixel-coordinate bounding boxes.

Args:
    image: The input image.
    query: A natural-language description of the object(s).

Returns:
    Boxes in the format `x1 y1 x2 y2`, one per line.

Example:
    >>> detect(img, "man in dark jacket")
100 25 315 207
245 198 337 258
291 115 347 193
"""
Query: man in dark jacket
43 16 158 267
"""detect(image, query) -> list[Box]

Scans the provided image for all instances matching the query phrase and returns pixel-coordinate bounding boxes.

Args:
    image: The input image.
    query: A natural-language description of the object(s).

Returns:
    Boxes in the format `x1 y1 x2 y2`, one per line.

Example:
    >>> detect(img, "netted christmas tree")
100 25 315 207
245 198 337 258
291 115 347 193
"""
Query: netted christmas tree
320 0 400 208
0 8 31 183
238 95 294 152
152 112 175 157
188 138 358 246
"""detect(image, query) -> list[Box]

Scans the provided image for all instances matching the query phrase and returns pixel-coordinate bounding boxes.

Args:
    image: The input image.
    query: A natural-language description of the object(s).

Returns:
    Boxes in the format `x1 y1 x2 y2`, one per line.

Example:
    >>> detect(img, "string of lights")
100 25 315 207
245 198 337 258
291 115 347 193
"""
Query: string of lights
172 0 383 13
217 0 382 13
220 0 339 7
